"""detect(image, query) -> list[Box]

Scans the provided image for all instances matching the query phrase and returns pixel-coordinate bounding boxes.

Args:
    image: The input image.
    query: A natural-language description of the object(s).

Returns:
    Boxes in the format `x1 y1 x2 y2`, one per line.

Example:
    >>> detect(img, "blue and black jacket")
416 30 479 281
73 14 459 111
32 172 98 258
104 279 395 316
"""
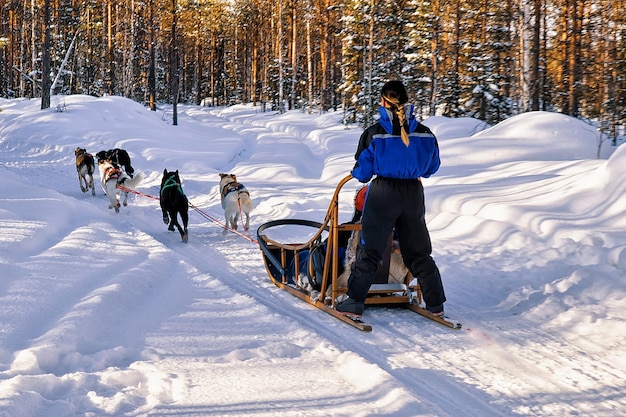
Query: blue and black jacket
351 105 440 183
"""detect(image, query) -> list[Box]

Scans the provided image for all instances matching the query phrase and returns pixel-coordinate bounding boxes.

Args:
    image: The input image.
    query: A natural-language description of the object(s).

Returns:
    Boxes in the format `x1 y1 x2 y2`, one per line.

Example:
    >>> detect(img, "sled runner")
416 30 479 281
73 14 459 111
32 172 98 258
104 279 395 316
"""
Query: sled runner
257 175 461 331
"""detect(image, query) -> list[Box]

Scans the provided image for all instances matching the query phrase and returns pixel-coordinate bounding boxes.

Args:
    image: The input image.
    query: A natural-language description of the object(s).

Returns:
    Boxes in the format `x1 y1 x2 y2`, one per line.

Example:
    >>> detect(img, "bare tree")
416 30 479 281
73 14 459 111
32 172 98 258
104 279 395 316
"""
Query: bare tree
429 0 441 116
171 0 179 125
531 0 542 110
278 0 285 112
148 0 156 110
289 0 297 110
40 0 50 109
305 0 313 113
566 0 583 116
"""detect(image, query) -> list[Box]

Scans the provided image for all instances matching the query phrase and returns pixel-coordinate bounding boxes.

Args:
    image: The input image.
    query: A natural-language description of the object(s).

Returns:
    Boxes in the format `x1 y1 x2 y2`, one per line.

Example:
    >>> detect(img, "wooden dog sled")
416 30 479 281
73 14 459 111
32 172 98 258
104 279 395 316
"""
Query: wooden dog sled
257 175 461 332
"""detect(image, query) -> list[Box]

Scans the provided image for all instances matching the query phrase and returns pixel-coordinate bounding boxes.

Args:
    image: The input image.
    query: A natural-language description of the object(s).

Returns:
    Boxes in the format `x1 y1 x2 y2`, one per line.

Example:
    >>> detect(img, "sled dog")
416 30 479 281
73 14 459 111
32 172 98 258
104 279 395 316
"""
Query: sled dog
219 173 254 235
75 147 96 196
96 148 135 178
160 169 189 243
98 159 142 213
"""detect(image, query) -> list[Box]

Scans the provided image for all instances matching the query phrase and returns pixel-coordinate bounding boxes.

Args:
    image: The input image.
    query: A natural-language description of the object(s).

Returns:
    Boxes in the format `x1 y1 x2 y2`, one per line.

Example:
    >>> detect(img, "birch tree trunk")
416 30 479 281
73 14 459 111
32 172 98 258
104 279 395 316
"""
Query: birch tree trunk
50 30 79 96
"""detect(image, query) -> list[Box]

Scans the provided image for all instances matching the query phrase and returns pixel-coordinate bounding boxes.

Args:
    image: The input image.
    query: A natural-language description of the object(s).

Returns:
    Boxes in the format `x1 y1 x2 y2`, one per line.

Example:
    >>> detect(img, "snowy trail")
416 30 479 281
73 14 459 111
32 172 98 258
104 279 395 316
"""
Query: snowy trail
126 109 622 416
136 235 487 416
186 107 626 416
141 106 626 417
1 96 626 416
84 109 506 416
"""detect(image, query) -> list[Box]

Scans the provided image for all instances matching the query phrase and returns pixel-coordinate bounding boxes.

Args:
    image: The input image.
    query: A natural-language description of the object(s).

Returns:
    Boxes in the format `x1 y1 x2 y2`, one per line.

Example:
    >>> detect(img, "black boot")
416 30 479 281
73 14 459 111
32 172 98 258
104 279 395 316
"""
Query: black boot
336 297 364 317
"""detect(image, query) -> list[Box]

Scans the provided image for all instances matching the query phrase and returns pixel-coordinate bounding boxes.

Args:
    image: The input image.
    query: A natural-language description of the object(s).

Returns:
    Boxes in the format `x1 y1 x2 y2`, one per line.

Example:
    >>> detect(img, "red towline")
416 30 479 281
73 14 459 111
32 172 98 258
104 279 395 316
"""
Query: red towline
116 184 258 243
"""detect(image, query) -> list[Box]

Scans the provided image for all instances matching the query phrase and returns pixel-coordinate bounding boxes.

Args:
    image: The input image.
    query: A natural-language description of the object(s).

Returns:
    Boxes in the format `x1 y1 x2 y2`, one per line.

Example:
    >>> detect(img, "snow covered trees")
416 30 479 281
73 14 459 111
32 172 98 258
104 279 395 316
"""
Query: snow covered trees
0 0 623 136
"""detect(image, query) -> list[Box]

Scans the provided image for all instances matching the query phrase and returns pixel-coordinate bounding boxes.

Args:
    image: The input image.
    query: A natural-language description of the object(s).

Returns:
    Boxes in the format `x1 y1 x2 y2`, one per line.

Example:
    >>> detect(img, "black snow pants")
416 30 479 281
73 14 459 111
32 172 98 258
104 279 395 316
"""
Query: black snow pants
346 177 446 310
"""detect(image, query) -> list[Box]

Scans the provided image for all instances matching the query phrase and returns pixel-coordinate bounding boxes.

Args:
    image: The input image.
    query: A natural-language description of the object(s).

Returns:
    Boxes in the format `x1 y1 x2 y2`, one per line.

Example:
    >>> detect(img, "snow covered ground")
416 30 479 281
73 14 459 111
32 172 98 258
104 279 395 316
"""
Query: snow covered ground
1 95 625 417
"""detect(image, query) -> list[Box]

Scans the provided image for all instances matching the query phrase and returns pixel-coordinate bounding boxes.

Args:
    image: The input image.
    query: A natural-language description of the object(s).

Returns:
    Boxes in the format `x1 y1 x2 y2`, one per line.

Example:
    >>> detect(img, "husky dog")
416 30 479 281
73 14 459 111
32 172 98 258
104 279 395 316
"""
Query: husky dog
219 173 254 235
75 147 96 196
160 169 189 243
98 159 142 213
96 148 135 178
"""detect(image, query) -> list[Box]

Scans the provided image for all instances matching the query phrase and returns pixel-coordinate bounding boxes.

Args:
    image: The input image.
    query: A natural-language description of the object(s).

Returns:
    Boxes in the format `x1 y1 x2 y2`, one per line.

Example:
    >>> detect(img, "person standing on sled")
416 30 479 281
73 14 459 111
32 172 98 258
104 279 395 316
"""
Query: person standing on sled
336 80 446 319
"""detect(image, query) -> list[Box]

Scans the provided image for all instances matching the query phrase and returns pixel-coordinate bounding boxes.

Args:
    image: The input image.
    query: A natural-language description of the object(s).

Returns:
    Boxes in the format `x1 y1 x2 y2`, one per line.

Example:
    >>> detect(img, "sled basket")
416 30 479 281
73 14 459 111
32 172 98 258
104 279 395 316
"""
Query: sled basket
256 175 425 329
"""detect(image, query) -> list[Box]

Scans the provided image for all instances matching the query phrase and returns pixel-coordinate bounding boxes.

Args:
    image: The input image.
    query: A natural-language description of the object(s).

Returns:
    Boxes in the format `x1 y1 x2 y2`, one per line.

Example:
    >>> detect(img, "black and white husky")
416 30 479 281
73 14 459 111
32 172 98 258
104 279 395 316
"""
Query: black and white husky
98 159 141 213
219 173 254 235
96 148 135 178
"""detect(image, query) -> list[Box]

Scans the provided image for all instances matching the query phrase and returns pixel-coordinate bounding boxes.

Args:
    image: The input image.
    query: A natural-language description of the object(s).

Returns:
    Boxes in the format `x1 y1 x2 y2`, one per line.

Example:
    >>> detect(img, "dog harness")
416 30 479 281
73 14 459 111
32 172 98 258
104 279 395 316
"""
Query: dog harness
222 182 249 199
161 176 185 195
104 166 123 183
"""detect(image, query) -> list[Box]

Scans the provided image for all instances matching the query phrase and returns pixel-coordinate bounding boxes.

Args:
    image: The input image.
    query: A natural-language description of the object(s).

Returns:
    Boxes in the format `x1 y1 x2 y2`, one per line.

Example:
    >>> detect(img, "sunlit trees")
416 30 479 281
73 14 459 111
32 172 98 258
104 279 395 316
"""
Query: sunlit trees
0 0 623 137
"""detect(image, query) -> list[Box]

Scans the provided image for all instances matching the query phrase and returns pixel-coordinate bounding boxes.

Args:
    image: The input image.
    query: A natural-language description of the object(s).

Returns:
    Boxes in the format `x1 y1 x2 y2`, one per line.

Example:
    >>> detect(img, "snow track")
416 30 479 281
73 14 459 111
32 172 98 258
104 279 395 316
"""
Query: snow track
1 97 625 416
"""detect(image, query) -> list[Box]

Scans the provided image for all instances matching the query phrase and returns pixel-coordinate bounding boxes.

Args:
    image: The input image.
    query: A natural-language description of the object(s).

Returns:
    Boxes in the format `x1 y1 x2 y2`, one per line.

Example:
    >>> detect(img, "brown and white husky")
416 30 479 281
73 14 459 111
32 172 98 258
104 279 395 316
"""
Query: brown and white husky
219 173 254 235
75 147 96 196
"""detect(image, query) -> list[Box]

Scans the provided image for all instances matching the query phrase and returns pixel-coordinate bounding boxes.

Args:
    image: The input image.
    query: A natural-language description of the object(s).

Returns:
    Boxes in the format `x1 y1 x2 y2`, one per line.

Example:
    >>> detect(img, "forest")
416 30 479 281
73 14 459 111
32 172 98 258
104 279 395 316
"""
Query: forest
0 0 624 138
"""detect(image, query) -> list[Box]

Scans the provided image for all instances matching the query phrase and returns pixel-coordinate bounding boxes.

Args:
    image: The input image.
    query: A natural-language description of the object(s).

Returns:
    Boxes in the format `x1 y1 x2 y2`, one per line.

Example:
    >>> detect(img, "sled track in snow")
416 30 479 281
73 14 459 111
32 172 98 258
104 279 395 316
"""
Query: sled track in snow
196 223 626 417
153 232 507 415
63 187 626 417
75 161 626 417
52 108 626 417
98 192 502 416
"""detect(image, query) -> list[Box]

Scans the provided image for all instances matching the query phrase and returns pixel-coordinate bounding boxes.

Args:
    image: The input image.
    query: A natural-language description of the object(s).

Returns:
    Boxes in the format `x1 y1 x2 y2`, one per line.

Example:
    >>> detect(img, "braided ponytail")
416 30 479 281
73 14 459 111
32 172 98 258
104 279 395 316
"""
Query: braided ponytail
381 81 410 147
